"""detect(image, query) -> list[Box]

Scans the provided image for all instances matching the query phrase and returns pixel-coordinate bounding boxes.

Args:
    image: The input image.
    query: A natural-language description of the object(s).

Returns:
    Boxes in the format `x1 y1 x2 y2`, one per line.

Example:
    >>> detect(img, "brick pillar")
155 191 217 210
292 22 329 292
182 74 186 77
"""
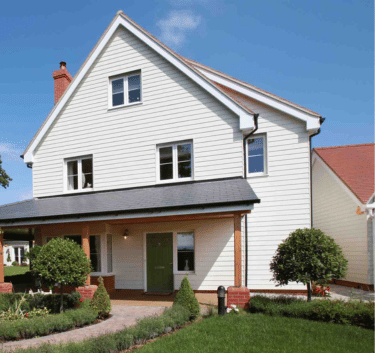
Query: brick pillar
0 228 12 293
34 227 43 246
227 286 250 309
82 224 91 286
234 213 242 287
0 229 4 282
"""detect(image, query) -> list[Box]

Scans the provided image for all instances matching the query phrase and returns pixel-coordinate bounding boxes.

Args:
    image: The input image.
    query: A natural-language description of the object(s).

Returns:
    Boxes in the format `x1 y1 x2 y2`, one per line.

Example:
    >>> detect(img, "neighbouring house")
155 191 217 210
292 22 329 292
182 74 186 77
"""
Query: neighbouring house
312 144 375 290
0 11 323 304
3 241 30 266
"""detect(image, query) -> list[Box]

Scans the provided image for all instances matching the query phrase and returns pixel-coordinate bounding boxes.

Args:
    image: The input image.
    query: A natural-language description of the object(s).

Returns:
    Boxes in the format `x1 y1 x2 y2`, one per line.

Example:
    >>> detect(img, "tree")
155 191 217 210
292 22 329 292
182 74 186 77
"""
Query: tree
0 155 12 189
174 276 200 319
90 277 111 318
270 228 347 301
32 237 92 312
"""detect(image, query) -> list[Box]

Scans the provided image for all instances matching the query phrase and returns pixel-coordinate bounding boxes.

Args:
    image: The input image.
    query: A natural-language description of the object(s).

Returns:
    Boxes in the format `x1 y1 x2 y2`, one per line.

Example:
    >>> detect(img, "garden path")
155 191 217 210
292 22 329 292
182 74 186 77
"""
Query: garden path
0 305 166 352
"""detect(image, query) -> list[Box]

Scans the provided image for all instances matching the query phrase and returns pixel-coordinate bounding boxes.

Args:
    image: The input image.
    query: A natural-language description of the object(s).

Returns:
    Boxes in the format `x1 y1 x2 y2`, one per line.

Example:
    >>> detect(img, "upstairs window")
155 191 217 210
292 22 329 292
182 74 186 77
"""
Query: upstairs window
246 135 267 176
65 156 93 192
110 72 141 108
157 142 193 182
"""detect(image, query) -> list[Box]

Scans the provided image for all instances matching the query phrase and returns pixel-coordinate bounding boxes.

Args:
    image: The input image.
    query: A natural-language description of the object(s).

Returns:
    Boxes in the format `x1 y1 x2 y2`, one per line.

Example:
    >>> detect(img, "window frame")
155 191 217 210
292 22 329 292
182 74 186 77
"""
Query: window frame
245 134 267 178
156 141 194 183
64 155 94 193
174 231 196 275
108 71 142 110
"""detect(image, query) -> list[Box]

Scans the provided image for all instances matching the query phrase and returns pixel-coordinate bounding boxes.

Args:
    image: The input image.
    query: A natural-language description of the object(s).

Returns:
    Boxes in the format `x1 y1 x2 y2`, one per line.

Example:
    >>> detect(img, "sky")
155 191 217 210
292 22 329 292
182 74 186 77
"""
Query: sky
0 0 373 205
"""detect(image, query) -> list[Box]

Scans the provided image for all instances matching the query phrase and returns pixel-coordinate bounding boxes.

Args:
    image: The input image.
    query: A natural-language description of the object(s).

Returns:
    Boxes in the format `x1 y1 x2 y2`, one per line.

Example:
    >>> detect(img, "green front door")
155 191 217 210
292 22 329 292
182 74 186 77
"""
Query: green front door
146 233 173 293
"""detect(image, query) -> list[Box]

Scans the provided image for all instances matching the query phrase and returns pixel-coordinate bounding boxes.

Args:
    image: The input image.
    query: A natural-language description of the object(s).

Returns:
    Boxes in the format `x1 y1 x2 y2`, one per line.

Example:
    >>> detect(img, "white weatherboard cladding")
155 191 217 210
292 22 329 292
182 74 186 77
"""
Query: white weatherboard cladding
312 157 369 284
32 27 242 197
244 98 310 290
112 218 235 291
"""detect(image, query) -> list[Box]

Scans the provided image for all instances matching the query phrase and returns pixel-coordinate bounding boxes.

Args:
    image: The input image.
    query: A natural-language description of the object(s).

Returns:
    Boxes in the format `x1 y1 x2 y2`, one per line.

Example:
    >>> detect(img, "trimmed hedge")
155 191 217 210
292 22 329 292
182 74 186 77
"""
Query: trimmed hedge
0 292 80 314
13 304 191 353
249 295 374 329
0 301 98 341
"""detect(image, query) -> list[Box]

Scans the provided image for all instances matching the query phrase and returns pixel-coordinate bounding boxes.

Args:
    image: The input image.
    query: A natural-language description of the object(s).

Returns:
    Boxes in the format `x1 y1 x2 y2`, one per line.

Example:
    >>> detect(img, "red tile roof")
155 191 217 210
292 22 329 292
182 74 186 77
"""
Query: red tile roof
314 143 375 204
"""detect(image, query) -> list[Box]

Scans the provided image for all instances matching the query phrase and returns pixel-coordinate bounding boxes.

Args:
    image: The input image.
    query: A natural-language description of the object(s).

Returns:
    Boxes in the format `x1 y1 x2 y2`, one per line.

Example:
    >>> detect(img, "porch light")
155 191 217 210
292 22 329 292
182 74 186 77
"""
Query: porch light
123 229 129 239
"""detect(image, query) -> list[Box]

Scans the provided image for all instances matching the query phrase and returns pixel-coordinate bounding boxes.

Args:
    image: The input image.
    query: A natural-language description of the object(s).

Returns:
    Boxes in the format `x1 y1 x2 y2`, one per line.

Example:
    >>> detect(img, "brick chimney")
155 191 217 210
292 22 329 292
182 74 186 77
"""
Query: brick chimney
53 61 72 104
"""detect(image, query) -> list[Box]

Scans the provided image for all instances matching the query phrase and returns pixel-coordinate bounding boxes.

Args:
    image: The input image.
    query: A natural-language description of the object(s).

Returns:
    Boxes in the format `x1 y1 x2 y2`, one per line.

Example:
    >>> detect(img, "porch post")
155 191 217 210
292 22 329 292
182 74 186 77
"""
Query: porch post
234 212 242 287
81 224 91 285
0 229 4 282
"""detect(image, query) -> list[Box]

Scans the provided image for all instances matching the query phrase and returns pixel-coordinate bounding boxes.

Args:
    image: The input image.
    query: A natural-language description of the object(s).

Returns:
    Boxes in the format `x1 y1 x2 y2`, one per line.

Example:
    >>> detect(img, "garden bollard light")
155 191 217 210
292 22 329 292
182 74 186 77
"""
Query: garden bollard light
217 285 226 316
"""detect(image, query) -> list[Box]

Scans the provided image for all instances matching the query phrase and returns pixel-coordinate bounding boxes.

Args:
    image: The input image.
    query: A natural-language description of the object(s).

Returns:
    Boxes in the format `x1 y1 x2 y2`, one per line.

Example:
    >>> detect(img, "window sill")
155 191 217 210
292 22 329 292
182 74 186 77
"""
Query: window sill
157 178 193 184
174 272 196 275
91 272 114 276
64 188 94 194
108 101 143 111
247 173 269 179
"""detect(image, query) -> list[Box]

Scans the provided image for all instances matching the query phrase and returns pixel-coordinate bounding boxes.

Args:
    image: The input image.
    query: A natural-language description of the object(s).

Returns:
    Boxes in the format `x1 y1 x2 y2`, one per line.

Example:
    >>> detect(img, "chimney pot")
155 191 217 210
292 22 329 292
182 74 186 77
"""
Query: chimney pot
60 61 67 69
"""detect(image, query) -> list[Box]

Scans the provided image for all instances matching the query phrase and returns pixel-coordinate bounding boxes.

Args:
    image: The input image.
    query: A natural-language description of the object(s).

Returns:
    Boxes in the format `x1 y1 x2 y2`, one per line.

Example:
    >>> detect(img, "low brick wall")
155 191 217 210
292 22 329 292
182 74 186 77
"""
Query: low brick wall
91 275 115 293
77 285 98 300
227 286 250 309
0 282 13 293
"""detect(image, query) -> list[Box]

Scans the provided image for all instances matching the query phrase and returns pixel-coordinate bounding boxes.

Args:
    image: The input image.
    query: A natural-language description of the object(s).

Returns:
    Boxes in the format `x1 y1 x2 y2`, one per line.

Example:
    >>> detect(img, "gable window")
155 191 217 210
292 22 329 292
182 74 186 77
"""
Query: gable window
110 72 141 108
65 156 93 192
246 135 267 176
176 232 195 273
157 142 193 182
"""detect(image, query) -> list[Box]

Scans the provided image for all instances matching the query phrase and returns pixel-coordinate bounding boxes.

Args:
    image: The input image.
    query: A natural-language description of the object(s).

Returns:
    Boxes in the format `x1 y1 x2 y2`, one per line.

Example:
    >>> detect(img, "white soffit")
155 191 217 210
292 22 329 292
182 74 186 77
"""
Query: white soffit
23 15 254 163
195 66 321 132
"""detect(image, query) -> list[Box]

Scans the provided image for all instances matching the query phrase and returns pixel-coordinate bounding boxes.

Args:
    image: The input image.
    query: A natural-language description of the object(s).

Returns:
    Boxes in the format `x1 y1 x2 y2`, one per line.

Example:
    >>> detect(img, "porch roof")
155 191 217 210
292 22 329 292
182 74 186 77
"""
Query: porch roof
0 178 260 227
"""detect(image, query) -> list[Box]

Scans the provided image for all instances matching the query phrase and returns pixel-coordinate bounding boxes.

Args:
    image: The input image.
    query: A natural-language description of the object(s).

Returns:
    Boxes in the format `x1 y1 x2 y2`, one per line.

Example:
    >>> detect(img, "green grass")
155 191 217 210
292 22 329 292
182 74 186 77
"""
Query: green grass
4 265 30 277
138 313 374 353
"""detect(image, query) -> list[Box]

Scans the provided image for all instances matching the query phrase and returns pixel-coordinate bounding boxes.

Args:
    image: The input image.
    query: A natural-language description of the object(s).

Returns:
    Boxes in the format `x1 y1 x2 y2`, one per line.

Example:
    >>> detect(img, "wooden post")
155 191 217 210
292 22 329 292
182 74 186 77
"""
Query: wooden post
234 212 242 287
82 224 91 285
0 229 4 282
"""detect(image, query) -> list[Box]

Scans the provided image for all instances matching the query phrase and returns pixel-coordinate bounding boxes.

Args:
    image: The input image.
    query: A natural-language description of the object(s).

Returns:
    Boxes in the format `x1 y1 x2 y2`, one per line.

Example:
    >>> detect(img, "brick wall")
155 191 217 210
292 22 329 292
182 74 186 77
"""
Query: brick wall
227 286 250 309
91 275 115 293
0 282 13 293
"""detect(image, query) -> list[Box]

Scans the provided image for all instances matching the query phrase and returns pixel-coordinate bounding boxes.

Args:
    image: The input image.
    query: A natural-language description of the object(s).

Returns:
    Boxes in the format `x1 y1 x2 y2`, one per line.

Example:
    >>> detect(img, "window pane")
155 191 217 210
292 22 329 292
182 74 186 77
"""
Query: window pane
248 155 264 173
112 79 124 94
160 164 173 180
112 93 124 106
128 89 141 103
159 147 172 164
82 158 93 189
177 233 195 272
107 235 113 273
177 144 191 162
68 175 78 190
248 138 263 157
128 75 140 90
90 236 101 272
65 235 82 246
178 161 191 178
67 161 78 176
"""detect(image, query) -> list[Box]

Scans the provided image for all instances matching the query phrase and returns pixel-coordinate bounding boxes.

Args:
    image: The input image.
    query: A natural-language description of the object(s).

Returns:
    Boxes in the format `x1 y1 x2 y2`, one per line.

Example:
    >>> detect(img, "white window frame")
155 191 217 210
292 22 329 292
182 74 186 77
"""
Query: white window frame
64 155 94 193
173 231 196 275
108 70 142 109
156 141 194 183
246 134 267 178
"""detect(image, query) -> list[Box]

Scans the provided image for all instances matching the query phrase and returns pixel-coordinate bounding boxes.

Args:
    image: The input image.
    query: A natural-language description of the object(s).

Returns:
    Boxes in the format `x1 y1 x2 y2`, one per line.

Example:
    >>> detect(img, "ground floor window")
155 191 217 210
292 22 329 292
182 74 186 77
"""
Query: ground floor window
90 235 101 272
177 232 195 272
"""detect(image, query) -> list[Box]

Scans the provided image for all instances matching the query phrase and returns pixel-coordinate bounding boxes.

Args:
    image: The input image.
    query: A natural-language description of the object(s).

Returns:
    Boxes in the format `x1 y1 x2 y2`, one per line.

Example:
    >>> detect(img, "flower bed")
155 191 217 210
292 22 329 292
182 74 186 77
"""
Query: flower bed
0 300 98 342
249 295 374 329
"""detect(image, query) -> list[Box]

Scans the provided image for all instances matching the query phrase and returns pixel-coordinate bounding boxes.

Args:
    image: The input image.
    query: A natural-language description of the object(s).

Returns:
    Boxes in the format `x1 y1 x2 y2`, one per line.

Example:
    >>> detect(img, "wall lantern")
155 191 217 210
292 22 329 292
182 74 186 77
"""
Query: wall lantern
123 229 129 240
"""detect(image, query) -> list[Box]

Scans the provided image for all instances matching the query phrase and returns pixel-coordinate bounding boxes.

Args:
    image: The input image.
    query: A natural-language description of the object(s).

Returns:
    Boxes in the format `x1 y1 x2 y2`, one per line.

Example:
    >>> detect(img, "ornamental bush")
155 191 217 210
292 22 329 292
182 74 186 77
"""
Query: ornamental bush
174 276 200 319
90 277 111 318
31 238 91 312
270 228 347 301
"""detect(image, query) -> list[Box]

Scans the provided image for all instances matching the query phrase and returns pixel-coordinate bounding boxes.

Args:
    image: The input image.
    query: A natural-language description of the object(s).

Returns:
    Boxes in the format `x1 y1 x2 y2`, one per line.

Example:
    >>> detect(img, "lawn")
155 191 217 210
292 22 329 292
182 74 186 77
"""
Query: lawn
138 313 374 353
4 265 30 277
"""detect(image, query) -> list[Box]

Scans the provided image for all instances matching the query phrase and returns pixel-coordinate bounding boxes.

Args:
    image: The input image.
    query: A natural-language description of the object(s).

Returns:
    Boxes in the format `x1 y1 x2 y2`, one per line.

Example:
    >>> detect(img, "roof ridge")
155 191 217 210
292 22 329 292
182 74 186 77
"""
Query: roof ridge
314 143 375 151
0 198 34 209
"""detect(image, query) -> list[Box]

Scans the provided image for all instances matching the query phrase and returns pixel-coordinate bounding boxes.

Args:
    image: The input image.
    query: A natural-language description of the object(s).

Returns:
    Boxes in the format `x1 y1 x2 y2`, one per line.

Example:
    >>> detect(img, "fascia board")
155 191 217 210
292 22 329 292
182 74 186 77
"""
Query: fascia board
23 17 254 163
312 152 364 207
197 67 321 132
0 203 254 228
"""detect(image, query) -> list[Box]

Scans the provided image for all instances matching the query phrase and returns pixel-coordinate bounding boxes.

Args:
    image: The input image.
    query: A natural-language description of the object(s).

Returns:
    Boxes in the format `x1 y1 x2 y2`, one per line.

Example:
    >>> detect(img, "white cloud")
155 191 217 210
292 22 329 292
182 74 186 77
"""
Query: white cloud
18 190 33 201
157 10 202 47
0 143 24 162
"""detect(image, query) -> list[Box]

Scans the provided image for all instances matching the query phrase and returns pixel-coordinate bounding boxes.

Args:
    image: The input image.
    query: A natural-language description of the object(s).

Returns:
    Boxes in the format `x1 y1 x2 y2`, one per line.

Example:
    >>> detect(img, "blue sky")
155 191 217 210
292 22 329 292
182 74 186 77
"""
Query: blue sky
0 0 373 205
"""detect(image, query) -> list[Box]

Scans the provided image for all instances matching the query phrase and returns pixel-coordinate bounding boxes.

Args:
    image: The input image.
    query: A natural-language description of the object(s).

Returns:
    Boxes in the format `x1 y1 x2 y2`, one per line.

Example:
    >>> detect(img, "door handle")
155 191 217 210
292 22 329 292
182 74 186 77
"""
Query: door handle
155 266 165 270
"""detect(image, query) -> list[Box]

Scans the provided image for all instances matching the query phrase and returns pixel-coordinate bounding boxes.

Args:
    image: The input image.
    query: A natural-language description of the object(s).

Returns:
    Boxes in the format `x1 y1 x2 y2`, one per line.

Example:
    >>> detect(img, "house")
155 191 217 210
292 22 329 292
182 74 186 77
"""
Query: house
0 11 323 304
3 240 30 266
312 144 375 290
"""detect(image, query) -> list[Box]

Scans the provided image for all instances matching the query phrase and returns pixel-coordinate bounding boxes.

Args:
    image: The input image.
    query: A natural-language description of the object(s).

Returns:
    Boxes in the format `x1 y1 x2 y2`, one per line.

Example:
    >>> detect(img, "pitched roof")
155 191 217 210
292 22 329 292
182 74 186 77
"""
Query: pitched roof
0 178 260 227
314 143 375 204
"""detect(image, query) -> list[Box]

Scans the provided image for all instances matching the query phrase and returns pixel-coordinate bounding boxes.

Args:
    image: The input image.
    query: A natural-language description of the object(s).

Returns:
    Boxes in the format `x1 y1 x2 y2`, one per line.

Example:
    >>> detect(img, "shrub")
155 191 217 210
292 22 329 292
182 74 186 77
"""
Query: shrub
174 276 200 319
270 228 348 300
249 295 374 329
90 277 111 318
12 261 18 267
32 238 91 312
